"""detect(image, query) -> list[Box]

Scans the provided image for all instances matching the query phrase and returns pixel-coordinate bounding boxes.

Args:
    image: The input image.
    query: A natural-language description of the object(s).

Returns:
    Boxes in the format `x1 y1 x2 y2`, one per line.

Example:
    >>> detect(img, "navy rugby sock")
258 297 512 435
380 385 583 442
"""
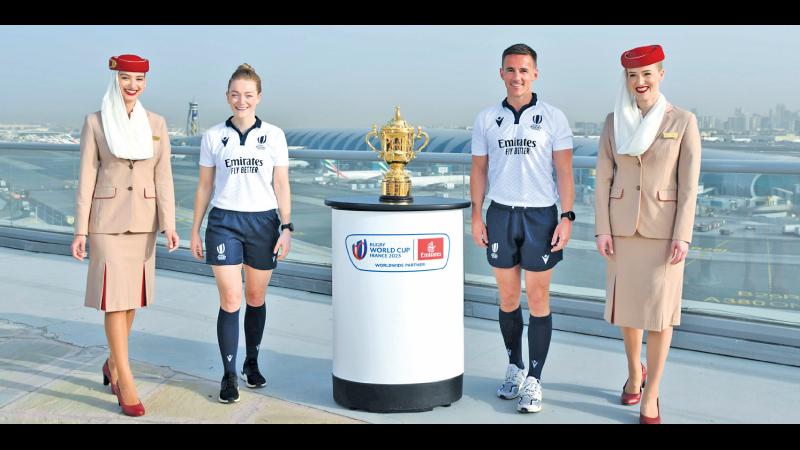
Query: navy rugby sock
528 313 552 381
244 303 266 361
499 306 525 370
217 308 240 375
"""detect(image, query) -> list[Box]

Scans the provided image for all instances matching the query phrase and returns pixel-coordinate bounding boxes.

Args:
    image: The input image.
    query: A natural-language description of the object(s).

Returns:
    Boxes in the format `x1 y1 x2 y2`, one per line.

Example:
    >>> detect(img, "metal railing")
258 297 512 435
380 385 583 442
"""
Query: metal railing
5 142 800 173
1 141 799 366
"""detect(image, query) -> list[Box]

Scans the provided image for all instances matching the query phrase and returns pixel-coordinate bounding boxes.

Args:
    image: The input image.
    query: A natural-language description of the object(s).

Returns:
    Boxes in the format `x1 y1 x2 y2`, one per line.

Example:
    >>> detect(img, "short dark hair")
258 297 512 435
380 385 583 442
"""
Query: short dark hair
502 43 537 67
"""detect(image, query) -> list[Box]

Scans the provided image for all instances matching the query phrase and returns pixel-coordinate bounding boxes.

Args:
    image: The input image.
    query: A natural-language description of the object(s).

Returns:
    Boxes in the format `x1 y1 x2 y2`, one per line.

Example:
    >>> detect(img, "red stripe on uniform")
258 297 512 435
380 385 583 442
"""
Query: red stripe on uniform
141 267 146 307
100 265 107 311
610 276 616 324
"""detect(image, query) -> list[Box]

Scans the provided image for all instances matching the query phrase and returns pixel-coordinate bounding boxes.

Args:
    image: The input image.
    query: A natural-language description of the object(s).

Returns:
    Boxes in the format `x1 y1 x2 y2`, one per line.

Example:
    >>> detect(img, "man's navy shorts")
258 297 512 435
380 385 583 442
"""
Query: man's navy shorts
485 201 563 272
205 207 280 271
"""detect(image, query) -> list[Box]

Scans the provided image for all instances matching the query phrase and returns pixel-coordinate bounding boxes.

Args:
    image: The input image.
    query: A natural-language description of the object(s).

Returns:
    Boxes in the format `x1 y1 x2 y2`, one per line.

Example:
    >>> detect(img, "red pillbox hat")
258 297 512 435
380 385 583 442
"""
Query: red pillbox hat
620 45 664 68
108 54 149 72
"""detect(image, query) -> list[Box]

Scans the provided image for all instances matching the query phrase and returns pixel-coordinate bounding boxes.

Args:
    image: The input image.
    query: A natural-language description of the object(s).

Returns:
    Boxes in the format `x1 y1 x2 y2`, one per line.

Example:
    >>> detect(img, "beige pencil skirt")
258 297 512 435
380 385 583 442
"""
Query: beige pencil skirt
603 232 684 332
84 232 157 312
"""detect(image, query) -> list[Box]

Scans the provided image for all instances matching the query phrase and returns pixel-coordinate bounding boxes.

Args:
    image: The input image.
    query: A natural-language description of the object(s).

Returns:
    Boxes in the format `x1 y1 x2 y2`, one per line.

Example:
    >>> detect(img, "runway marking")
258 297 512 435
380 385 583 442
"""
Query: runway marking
686 239 730 267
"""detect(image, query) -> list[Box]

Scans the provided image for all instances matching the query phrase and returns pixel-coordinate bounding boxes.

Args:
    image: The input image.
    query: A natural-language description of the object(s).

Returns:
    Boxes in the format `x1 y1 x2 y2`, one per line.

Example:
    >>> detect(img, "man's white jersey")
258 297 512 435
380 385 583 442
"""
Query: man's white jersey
199 117 289 212
472 95 573 207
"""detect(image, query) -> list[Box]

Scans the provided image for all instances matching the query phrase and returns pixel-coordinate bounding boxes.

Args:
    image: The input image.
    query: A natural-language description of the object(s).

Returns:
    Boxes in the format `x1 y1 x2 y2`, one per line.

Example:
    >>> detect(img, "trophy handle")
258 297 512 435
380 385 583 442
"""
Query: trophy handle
365 125 381 155
413 127 429 156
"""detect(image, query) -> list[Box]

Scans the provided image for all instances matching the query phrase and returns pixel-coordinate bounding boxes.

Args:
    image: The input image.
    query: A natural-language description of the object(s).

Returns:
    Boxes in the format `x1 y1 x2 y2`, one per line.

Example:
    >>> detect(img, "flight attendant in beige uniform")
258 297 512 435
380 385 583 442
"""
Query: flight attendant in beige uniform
594 45 701 424
71 54 179 417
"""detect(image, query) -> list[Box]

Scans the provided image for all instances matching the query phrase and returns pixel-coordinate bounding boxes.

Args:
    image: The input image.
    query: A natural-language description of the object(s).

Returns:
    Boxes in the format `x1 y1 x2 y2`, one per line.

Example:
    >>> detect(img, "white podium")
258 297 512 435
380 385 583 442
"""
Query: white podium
325 196 470 412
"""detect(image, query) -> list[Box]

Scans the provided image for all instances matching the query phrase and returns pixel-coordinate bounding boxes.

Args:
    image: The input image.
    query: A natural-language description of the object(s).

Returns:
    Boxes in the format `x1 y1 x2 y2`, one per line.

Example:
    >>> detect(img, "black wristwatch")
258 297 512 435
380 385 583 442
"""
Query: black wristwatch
560 211 576 221
280 222 294 232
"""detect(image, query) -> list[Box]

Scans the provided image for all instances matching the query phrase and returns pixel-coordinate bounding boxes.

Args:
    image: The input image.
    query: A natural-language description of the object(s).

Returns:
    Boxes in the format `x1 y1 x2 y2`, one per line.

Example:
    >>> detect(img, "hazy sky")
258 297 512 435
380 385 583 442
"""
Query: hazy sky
1 25 799 130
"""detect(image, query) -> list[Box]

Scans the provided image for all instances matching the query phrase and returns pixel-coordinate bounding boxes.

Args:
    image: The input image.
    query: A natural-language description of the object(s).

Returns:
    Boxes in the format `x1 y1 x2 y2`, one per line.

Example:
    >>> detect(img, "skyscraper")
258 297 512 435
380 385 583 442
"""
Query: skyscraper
187 101 199 136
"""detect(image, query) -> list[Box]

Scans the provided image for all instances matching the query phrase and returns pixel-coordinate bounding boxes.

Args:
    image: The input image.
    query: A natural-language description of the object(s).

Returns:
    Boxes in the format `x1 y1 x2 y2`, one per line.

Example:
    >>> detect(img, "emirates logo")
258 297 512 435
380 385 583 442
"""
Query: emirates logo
427 241 436 253
418 237 444 260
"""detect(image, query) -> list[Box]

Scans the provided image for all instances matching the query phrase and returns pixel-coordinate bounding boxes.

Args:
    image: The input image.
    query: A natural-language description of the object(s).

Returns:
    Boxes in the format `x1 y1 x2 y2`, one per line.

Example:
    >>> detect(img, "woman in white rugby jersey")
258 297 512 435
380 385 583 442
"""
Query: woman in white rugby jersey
190 63 292 404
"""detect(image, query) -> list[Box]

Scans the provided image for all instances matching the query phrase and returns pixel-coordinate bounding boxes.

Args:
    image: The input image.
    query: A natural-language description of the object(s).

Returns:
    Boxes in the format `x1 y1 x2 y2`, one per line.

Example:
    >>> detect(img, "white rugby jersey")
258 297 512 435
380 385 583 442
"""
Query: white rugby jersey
471 94 573 207
199 116 289 212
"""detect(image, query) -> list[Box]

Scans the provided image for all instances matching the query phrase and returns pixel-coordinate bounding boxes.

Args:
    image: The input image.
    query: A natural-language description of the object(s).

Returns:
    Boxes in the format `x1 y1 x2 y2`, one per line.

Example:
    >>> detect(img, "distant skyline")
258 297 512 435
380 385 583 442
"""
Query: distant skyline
1 25 799 130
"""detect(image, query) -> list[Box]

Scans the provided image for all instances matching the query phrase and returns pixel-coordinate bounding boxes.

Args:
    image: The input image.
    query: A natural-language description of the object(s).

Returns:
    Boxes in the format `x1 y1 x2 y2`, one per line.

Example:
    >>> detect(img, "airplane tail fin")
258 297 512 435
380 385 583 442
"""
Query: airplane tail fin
323 159 347 179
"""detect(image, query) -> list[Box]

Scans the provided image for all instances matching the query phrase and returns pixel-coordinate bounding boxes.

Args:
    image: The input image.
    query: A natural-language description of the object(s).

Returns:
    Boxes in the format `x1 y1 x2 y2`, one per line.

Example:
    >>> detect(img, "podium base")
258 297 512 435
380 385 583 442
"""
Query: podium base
379 194 413 203
332 374 462 412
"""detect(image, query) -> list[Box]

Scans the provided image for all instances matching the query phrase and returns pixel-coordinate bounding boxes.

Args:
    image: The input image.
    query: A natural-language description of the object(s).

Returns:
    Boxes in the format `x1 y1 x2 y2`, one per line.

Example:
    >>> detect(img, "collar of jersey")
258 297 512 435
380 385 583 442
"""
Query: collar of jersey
225 116 263 146
502 93 538 124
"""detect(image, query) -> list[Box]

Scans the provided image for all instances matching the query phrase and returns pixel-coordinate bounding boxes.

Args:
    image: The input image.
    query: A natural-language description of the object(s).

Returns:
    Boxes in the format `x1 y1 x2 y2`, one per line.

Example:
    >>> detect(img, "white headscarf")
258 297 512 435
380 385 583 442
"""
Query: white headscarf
613 69 667 156
100 72 153 160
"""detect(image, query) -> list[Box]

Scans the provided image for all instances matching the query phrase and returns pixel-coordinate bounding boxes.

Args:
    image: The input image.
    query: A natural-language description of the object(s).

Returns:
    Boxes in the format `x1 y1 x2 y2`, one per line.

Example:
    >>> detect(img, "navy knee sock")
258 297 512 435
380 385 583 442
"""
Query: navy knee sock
217 308 240 375
499 306 524 370
528 313 552 381
244 303 266 361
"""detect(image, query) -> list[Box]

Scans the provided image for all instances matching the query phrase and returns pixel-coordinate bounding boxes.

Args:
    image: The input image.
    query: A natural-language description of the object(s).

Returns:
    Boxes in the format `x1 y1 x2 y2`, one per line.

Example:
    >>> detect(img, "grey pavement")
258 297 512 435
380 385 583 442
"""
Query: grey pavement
1 245 798 424
0 321 360 424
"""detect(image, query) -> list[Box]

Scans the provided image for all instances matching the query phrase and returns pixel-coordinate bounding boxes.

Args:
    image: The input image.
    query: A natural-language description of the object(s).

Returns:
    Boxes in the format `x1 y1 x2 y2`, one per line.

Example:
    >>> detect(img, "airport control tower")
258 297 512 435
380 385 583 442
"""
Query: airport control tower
186 101 199 136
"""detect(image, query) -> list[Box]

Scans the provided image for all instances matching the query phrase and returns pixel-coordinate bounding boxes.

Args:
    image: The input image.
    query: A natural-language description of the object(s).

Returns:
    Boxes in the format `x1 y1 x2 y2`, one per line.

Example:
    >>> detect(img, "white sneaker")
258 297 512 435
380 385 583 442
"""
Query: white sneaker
517 376 543 413
496 364 526 399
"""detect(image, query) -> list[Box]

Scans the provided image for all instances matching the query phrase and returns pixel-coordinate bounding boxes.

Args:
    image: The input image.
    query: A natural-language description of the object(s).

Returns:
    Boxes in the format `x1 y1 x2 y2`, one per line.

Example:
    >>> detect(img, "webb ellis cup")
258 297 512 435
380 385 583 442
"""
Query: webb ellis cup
365 107 429 202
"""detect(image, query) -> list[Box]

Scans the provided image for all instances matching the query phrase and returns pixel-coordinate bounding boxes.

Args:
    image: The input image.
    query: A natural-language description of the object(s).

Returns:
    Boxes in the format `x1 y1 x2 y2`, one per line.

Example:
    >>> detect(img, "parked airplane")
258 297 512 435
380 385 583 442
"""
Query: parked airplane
321 159 386 181
319 160 467 189
288 159 310 169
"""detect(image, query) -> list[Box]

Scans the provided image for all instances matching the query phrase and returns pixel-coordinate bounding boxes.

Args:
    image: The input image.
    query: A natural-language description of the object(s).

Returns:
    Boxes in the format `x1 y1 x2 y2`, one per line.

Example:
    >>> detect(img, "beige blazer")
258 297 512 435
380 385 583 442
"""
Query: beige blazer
594 104 701 243
74 111 176 235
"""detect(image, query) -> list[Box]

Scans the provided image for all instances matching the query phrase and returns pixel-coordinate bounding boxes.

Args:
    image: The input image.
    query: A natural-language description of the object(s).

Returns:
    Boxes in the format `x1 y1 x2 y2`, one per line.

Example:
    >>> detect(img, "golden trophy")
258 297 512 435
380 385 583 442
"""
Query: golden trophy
365 107 430 202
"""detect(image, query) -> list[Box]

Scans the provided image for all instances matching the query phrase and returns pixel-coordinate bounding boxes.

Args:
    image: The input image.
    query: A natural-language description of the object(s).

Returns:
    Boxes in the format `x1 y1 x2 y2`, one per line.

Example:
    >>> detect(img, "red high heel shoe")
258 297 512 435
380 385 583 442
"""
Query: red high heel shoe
621 363 647 405
114 383 145 417
102 359 119 395
639 398 661 424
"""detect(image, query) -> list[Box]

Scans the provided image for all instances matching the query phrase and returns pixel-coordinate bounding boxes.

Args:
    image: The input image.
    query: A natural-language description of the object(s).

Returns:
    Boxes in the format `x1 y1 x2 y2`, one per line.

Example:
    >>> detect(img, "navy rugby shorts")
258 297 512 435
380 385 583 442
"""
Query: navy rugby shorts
485 201 563 272
205 207 280 270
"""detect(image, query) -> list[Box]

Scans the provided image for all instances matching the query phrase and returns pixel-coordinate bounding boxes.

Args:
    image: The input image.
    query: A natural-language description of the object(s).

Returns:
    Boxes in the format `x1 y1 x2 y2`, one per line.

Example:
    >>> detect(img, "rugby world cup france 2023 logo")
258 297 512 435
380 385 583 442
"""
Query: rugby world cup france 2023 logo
352 239 368 261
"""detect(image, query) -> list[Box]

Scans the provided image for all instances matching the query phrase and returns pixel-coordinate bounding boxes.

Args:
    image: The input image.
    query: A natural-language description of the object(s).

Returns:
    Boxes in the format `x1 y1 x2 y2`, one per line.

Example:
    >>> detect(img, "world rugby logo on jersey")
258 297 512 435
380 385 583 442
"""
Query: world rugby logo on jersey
352 239 368 261
216 243 226 261
491 242 499 259
530 114 543 130
256 134 267 150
